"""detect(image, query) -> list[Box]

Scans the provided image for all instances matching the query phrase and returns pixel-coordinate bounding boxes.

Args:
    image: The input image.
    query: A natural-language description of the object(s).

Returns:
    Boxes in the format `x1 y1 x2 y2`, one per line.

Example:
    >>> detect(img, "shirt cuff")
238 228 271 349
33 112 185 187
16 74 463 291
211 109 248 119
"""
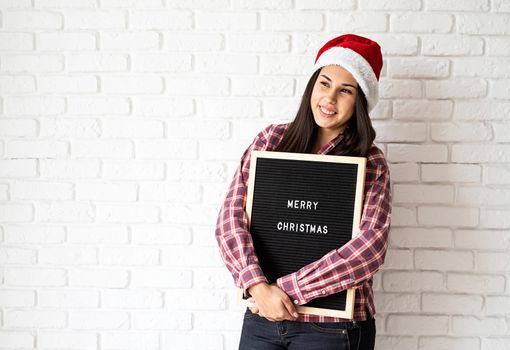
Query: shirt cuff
276 272 307 305
239 264 268 297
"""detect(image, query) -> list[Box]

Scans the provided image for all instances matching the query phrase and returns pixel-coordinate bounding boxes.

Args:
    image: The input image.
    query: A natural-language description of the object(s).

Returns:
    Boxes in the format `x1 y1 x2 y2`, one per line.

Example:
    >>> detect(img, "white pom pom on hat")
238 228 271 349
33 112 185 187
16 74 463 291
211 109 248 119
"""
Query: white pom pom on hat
313 34 383 113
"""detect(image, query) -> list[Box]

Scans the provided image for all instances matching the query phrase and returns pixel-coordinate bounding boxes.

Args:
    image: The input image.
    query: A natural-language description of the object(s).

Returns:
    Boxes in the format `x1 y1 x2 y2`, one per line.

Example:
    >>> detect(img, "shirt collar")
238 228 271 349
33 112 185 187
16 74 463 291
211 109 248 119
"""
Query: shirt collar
316 132 345 155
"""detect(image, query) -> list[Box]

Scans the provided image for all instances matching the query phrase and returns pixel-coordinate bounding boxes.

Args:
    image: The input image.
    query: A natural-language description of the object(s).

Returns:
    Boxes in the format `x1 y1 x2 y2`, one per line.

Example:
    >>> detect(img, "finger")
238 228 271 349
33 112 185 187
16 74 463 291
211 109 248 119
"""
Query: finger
282 298 299 319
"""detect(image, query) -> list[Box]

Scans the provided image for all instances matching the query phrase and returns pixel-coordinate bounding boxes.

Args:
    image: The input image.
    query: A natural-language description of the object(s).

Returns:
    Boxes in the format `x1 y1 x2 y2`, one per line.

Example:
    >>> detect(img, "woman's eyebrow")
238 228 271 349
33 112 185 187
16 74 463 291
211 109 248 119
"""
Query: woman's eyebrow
320 74 357 88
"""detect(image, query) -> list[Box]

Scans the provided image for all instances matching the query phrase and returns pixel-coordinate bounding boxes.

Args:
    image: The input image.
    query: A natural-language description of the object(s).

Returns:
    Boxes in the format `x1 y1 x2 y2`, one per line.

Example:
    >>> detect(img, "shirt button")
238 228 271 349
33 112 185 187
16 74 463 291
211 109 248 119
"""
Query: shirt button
321 290 326 295
294 300 299 304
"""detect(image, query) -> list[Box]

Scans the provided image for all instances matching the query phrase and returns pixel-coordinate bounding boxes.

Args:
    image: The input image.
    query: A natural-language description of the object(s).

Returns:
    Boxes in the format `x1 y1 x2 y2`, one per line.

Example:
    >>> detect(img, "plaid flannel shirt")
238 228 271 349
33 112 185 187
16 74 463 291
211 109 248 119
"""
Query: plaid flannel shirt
215 123 392 322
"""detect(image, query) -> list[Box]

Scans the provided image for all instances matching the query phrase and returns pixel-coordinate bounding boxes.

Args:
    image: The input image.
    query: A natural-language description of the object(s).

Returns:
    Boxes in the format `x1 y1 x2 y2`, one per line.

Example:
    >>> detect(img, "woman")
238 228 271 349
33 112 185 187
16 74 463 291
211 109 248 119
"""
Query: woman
215 34 392 350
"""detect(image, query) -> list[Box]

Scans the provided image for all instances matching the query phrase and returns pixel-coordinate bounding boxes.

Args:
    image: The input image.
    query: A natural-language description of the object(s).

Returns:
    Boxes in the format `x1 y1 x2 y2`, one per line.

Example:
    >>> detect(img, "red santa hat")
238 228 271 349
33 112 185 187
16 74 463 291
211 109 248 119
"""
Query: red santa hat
313 34 383 113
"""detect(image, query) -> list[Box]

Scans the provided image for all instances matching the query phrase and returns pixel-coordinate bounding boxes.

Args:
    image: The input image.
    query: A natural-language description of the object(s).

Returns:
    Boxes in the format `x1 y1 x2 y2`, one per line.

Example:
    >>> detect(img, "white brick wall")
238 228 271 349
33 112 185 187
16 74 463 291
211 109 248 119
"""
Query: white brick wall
0 1 509 349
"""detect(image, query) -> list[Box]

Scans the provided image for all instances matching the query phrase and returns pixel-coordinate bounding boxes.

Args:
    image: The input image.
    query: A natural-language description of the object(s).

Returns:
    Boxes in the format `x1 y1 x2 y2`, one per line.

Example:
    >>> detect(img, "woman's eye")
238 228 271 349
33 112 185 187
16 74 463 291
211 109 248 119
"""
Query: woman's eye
320 81 329 87
340 88 352 94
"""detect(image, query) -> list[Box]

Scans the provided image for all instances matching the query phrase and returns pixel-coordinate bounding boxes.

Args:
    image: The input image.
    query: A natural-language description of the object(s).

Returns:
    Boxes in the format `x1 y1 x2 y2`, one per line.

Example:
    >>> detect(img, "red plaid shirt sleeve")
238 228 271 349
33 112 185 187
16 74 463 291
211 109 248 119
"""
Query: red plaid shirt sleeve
276 147 392 305
214 125 276 297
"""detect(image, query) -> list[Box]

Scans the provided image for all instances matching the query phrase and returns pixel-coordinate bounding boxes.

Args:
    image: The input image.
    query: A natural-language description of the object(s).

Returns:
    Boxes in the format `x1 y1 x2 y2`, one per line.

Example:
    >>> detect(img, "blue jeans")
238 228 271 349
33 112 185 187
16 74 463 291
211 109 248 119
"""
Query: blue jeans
238 308 375 350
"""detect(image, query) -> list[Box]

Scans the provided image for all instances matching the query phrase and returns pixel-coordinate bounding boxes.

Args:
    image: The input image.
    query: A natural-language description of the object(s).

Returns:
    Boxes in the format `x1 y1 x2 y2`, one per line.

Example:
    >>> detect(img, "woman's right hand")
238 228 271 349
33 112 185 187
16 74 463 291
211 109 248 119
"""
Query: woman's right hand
247 282 299 322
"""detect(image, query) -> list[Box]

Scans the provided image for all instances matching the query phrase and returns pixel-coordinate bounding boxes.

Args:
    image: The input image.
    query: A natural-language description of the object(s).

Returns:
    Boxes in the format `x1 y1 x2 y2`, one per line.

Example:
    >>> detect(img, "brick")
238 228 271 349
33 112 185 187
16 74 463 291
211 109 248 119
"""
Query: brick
421 164 481 183
194 268 232 289
36 202 94 223
38 246 96 265
383 249 413 269
40 118 101 139
425 0 489 11
452 316 506 335
371 121 427 142
64 10 125 29
262 12 323 31
102 160 164 180
426 79 487 99
196 11 257 30
0 290 35 307
233 0 292 9
419 337 479 350
483 165 510 184
76 182 137 201
455 229 510 250
391 13 453 33
387 163 419 182
69 268 129 288
132 97 193 116
415 249 473 271
261 54 309 75
493 122 510 142
454 101 510 121
132 311 191 330
68 225 128 244
422 34 484 56
40 159 100 179
486 296 510 315
4 310 66 328
4 267 66 286
1 0 31 6
390 227 452 248
232 76 294 97
422 293 483 314
135 140 197 160
431 122 492 142
101 331 159 350
394 184 454 204
367 34 419 56
69 311 129 330
195 54 258 74
457 14 510 35
387 58 449 78
100 32 160 50
38 289 99 308
67 53 128 72
360 0 420 10
11 181 73 200
0 332 34 349
129 10 192 29
0 32 34 51
376 336 417 350
194 311 244 331
131 269 192 288
99 246 159 265
380 79 422 99
387 315 449 335
387 144 448 163
374 292 420 312
167 121 229 140
0 76 36 93
452 145 510 163
487 38 510 56
0 54 63 72
67 96 130 115
200 98 261 118
296 0 356 11
418 207 478 227
132 225 191 245
393 99 452 121
101 119 164 138
131 53 191 72
100 0 163 7
329 12 387 32
38 331 97 349
447 273 505 293
477 251 510 272
482 338 510 350
0 203 33 222
0 119 37 137
162 245 223 267
101 76 164 94
95 204 159 224
454 58 510 78
102 289 163 308
71 140 132 159
3 225 65 244
163 32 223 51
383 271 444 292
457 187 510 206
139 182 200 203
38 75 98 93
3 10 62 29
165 290 227 310
391 206 417 226
490 80 510 100
37 32 96 51
162 333 223 350
4 96 65 116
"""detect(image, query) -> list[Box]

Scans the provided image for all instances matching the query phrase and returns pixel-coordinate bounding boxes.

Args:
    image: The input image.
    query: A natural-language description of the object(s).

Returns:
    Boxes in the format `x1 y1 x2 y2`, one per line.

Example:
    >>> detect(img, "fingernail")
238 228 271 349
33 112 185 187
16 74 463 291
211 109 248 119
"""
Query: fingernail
293 313 298 317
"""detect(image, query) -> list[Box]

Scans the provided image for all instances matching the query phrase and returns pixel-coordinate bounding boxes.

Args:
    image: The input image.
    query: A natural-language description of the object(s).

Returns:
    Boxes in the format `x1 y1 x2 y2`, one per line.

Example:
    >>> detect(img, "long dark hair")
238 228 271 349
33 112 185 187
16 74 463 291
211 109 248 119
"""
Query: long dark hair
274 68 376 157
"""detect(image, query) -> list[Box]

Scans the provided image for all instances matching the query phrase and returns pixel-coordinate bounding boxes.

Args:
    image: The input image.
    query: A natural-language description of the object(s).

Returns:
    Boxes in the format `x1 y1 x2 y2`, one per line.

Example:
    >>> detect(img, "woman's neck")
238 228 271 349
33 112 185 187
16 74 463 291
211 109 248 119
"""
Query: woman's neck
313 128 344 153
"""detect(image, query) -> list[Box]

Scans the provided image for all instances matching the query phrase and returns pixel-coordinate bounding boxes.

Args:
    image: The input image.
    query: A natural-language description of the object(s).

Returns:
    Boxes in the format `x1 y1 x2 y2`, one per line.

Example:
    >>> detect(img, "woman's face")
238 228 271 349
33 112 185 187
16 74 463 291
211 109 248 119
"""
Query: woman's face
310 64 358 136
